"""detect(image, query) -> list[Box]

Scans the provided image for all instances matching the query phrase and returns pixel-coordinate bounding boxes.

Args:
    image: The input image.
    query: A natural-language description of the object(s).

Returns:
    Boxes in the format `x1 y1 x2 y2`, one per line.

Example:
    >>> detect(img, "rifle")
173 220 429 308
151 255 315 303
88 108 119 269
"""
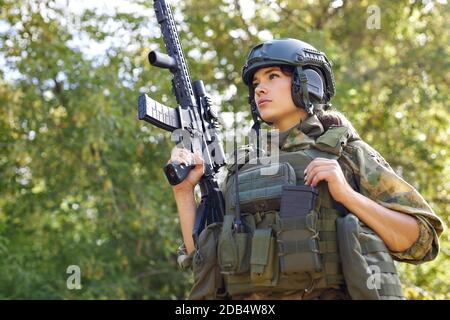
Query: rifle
137 0 226 244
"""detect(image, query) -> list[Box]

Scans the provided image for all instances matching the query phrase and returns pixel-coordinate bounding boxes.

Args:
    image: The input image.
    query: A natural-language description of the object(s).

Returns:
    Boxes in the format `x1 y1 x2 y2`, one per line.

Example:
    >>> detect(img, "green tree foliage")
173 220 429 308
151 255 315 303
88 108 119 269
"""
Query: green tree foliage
0 0 448 299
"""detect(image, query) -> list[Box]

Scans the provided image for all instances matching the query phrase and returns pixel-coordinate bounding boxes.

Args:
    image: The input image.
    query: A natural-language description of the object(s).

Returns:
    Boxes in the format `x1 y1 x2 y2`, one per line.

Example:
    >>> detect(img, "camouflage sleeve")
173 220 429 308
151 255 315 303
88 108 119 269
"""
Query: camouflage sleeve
342 140 445 264
390 215 435 263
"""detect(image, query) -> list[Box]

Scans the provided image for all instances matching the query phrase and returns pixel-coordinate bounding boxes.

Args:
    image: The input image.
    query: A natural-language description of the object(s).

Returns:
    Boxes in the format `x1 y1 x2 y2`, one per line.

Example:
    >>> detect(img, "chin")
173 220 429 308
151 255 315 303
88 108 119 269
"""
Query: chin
259 110 276 122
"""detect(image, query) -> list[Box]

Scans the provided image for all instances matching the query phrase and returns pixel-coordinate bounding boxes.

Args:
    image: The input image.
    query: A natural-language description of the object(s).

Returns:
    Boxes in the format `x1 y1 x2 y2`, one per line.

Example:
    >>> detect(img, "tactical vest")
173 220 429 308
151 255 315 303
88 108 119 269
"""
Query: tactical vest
215 126 405 299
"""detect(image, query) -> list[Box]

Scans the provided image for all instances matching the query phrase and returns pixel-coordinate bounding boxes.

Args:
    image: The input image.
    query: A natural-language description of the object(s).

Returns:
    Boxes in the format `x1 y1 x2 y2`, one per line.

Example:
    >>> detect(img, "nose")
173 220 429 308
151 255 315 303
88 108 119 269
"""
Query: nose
254 84 267 96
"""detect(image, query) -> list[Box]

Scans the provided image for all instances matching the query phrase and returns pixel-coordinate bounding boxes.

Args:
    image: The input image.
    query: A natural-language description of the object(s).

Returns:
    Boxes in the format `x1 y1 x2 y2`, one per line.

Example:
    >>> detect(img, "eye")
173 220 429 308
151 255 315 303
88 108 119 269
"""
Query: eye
269 73 279 80
252 82 259 89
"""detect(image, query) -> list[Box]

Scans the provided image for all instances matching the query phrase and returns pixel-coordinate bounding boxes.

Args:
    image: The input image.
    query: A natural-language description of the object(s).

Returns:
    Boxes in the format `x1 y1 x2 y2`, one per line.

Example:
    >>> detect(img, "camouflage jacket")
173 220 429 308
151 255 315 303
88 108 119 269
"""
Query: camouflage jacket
275 115 444 263
177 115 444 267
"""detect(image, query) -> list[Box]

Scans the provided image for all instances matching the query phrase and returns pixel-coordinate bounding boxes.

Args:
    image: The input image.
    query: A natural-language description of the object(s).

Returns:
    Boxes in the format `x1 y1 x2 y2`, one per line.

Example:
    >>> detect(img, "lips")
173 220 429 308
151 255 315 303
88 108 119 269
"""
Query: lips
257 98 272 107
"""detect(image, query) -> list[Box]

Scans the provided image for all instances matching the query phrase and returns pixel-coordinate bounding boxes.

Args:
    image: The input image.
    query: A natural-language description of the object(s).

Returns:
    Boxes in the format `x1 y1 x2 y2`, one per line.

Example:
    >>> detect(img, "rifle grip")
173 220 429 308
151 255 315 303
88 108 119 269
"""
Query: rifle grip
164 162 195 185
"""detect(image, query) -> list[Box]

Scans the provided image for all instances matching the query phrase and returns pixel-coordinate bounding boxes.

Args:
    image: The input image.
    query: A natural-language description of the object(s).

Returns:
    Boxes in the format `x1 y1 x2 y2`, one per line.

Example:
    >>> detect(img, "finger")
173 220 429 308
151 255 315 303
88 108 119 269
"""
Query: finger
305 164 338 184
179 151 191 165
188 151 200 166
170 152 183 162
310 170 334 187
306 158 337 169
180 148 191 157
310 158 337 165
178 154 197 167
184 149 200 166
305 158 338 174
305 166 335 185
172 156 186 165
305 162 334 176
184 151 196 163
172 147 189 158
193 150 204 164
171 148 181 158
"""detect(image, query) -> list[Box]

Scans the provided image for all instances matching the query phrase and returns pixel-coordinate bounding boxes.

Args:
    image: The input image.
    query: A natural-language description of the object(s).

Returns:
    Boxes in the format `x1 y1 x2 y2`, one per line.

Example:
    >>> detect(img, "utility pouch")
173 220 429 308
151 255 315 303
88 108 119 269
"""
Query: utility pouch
250 228 277 285
229 162 296 214
189 222 225 300
277 185 323 274
336 213 404 300
279 185 318 218
218 214 254 275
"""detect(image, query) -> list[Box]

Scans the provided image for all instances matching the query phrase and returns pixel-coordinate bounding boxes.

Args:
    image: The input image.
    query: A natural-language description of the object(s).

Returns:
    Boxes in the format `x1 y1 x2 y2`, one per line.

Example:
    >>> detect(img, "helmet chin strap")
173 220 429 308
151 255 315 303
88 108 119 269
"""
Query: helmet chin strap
251 120 261 159
249 96 266 159
293 66 315 117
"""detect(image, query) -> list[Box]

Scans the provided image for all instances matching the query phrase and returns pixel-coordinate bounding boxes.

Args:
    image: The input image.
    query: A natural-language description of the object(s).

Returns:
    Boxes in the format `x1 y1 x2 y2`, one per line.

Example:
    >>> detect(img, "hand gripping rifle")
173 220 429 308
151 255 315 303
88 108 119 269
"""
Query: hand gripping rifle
137 0 226 244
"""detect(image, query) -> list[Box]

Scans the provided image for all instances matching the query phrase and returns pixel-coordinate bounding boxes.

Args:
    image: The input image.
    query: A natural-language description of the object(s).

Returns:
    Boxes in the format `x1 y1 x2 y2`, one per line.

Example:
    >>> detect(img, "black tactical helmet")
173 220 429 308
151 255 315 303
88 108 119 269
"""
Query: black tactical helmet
242 38 335 119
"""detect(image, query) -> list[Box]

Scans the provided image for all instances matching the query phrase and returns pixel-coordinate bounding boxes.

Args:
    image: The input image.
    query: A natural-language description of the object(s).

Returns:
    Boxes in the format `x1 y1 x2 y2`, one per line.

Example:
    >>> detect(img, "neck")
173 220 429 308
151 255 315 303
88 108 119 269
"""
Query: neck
273 109 307 132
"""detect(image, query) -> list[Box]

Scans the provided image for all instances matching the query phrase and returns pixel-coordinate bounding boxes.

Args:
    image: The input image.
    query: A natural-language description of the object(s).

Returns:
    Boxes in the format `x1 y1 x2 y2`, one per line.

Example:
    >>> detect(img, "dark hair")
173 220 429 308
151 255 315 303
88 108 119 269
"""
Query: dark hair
314 106 358 134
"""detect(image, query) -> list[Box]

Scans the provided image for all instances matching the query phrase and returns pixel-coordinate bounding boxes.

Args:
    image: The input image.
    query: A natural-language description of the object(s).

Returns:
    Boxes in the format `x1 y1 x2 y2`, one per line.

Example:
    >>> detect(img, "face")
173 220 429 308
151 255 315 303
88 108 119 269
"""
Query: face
252 66 305 131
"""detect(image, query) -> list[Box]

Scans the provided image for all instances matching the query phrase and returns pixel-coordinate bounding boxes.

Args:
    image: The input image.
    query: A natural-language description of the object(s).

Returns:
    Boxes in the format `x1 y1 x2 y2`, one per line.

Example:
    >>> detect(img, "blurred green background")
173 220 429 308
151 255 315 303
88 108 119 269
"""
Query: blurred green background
0 0 448 299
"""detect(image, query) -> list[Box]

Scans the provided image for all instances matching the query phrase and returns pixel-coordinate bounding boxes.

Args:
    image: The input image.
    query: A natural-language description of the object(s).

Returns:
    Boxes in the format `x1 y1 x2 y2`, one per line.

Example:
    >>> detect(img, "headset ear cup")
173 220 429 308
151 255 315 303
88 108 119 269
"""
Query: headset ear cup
291 70 304 109
303 68 324 102
291 67 326 110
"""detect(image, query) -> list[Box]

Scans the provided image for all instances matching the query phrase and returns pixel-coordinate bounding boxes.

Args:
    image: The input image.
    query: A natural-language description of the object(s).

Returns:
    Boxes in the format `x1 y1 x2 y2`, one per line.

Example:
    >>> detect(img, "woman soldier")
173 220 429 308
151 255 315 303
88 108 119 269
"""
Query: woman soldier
170 38 444 300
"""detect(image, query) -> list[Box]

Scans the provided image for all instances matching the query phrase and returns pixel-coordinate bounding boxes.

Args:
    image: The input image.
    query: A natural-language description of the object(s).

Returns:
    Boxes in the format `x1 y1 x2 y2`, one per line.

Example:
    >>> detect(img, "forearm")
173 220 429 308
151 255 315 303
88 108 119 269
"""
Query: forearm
341 189 420 252
174 190 197 254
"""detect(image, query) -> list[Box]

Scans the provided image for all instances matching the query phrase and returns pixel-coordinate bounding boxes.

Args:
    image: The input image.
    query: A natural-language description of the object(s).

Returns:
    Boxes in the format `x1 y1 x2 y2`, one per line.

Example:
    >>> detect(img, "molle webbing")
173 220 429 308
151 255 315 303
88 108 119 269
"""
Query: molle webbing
220 125 357 296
